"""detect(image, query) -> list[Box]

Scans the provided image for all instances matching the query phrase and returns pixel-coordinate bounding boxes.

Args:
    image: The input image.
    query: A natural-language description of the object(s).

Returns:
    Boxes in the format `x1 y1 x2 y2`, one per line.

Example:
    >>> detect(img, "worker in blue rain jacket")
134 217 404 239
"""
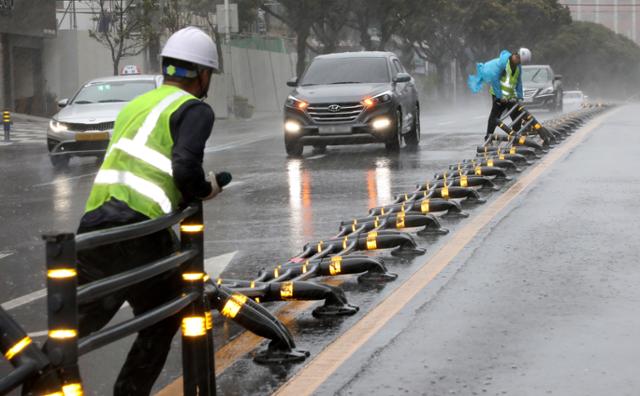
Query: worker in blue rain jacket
468 48 531 142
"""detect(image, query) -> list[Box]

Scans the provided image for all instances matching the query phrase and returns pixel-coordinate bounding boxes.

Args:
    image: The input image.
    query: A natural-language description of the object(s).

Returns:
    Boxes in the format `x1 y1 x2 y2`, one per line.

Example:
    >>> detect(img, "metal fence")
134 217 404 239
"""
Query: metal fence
0 201 216 396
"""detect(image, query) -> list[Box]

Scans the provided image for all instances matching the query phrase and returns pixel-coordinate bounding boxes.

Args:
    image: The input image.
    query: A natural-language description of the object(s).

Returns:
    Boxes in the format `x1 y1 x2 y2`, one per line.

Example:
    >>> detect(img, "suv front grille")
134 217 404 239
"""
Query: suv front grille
67 121 115 132
307 103 364 124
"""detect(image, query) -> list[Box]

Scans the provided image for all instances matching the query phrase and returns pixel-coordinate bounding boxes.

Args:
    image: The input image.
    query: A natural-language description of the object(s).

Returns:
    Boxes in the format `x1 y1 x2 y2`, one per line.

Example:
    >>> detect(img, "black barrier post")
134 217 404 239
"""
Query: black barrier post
2 111 10 142
179 201 215 396
43 233 83 396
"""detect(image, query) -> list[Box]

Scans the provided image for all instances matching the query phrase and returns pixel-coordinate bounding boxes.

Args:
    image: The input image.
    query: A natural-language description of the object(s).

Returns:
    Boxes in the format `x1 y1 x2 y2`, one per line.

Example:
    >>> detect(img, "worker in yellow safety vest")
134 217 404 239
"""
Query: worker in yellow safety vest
28 27 226 396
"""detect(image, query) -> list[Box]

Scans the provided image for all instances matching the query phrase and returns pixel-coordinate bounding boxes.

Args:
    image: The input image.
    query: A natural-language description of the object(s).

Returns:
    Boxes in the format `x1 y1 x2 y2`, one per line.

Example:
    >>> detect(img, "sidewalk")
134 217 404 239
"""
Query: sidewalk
314 104 640 395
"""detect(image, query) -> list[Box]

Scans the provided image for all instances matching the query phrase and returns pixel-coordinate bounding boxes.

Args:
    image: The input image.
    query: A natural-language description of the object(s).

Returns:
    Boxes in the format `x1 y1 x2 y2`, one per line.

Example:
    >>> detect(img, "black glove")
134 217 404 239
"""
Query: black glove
496 97 508 105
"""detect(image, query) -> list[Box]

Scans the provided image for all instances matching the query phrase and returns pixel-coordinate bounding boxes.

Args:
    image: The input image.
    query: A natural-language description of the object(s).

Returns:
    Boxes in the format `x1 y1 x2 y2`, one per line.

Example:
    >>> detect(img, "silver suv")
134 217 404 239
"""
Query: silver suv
47 74 162 168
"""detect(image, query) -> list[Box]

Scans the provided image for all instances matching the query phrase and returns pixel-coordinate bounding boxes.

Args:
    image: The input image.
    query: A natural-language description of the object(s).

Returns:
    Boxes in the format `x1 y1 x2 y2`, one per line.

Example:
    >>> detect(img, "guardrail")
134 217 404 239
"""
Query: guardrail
0 202 216 396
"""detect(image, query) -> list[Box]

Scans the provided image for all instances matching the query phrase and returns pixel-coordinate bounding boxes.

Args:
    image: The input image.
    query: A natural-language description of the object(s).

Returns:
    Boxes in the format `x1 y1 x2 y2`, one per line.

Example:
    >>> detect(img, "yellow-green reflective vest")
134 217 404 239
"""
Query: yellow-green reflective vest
85 85 196 219
490 61 520 99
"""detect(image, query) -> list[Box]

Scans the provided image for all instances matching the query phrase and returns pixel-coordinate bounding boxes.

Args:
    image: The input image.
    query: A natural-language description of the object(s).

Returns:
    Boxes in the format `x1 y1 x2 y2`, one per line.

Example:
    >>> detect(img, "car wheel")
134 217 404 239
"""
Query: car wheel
50 155 69 169
385 110 402 153
285 136 303 157
405 106 420 147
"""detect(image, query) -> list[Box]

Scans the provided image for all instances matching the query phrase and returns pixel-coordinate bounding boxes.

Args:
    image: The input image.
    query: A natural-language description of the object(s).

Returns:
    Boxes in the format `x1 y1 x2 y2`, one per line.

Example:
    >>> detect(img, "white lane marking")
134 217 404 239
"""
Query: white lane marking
1 289 47 311
1 251 238 311
473 115 486 120
307 154 326 160
204 136 271 154
205 250 237 279
224 181 244 189
33 172 98 188
437 121 455 126
0 252 14 261
27 330 48 338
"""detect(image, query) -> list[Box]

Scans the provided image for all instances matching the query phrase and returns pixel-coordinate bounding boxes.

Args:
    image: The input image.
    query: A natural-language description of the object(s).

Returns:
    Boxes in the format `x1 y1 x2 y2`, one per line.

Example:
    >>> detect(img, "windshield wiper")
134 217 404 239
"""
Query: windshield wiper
329 81 360 85
73 100 94 104
98 99 126 103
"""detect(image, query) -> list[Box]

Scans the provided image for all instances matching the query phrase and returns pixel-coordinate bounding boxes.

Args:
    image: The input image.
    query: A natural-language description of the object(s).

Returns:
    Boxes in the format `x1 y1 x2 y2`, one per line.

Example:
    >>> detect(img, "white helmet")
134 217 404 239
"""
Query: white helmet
518 47 532 64
161 27 219 71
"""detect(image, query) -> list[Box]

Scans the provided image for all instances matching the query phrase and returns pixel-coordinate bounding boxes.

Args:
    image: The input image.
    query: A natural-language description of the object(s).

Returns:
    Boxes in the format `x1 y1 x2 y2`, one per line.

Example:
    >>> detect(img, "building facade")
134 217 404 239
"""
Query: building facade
563 0 639 44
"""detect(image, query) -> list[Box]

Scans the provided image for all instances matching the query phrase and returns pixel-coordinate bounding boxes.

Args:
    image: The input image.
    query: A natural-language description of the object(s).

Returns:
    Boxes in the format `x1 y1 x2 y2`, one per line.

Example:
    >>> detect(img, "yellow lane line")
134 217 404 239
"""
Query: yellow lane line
273 109 617 396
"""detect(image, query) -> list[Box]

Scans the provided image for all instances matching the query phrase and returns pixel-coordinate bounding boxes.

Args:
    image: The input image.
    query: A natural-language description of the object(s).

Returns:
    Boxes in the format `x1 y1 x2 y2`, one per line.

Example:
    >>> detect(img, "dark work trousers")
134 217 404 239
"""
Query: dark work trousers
75 207 181 396
485 95 523 140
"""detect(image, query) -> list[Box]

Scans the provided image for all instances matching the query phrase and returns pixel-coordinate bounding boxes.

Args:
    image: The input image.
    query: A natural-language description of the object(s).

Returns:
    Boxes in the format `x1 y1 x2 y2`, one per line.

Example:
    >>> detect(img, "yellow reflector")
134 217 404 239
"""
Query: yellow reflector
342 237 348 250
203 274 210 282
534 123 542 130
49 329 77 339
510 147 517 155
366 232 378 250
180 224 204 233
475 166 482 176
205 311 213 330
351 224 357 232
519 136 526 145
404 193 409 201
182 273 204 281
302 263 308 274
499 153 505 160
47 269 77 279
62 383 83 396
396 213 406 229
317 241 323 253
255 297 260 303
421 199 430 213
4 336 31 360
401 203 406 213
487 159 494 167
181 316 206 337
280 282 294 298
216 278 222 285
380 207 385 215
441 187 449 200
329 256 342 275
460 175 468 187
273 267 279 278
374 216 380 228
221 294 247 319
250 280 256 288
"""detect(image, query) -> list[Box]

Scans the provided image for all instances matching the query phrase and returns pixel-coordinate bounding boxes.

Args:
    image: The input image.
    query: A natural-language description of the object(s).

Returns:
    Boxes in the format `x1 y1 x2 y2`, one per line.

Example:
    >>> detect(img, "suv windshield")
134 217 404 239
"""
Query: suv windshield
301 57 390 86
522 67 551 84
72 80 156 104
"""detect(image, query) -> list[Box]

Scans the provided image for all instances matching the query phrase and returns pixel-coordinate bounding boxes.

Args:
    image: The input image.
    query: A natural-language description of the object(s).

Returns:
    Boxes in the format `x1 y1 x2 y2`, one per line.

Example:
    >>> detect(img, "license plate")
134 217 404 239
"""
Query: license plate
76 132 110 141
319 125 351 135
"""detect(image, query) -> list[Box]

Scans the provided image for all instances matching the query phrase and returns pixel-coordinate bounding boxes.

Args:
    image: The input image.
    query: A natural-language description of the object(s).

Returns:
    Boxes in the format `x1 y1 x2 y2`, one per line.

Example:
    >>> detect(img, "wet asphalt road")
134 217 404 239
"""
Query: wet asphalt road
0 101 582 395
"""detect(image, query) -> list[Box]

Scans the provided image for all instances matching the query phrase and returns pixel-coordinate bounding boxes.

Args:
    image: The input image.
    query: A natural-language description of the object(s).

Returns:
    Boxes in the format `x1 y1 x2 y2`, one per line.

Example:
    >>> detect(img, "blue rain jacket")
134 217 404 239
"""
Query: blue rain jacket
467 50 523 99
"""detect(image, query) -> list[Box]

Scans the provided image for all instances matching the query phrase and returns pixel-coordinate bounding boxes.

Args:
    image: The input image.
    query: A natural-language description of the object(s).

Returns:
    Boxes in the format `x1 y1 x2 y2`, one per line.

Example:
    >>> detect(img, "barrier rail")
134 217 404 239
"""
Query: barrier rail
1 103 613 394
0 201 215 396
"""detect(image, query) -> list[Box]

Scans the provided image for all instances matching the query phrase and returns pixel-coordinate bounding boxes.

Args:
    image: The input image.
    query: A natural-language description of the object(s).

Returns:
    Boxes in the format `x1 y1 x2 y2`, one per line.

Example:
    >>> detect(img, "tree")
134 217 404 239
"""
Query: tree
350 0 413 51
536 21 640 98
89 0 148 75
259 0 324 77
308 1 352 54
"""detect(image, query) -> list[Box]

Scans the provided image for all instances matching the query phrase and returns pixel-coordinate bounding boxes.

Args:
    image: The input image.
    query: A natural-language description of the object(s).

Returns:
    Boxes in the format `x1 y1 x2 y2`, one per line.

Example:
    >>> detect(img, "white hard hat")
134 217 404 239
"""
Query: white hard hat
161 27 219 71
518 47 532 64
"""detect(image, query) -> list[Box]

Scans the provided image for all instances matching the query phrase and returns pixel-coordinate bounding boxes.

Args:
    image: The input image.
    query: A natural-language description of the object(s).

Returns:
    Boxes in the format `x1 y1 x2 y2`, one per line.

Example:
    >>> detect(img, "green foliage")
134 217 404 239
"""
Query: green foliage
536 21 640 97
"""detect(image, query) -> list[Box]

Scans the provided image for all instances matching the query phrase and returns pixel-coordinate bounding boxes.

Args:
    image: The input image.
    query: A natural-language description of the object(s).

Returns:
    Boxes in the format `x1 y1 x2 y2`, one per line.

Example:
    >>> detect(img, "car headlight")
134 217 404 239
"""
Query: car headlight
372 117 392 130
284 120 301 133
362 91 393 109
540 87 554 95
285 95 309 111
49 119 69 133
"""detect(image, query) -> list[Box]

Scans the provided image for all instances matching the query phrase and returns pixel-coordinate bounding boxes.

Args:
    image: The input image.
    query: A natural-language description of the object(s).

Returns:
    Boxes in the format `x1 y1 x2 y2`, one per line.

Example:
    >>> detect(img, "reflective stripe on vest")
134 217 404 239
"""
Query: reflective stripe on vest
107 91 186 175
94 169 173 214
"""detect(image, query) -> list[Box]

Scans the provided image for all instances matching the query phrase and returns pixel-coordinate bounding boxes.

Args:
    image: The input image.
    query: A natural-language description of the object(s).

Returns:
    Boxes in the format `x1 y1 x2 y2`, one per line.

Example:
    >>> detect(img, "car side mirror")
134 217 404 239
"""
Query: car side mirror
286 77 298 87
57 98 69 108
393 73 411 83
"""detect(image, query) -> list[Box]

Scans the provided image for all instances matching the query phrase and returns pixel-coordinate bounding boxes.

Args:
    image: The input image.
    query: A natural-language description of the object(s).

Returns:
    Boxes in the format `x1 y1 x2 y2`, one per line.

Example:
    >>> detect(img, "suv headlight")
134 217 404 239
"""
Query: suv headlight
362 91 393 109
49 119 69 133
540 87 554 95
285 95 309 111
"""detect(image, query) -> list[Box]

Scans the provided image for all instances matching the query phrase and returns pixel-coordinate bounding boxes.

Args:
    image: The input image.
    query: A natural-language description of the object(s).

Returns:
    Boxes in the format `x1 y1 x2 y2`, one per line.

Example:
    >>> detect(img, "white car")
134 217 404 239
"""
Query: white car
47 74 162 168
563 90 586 107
